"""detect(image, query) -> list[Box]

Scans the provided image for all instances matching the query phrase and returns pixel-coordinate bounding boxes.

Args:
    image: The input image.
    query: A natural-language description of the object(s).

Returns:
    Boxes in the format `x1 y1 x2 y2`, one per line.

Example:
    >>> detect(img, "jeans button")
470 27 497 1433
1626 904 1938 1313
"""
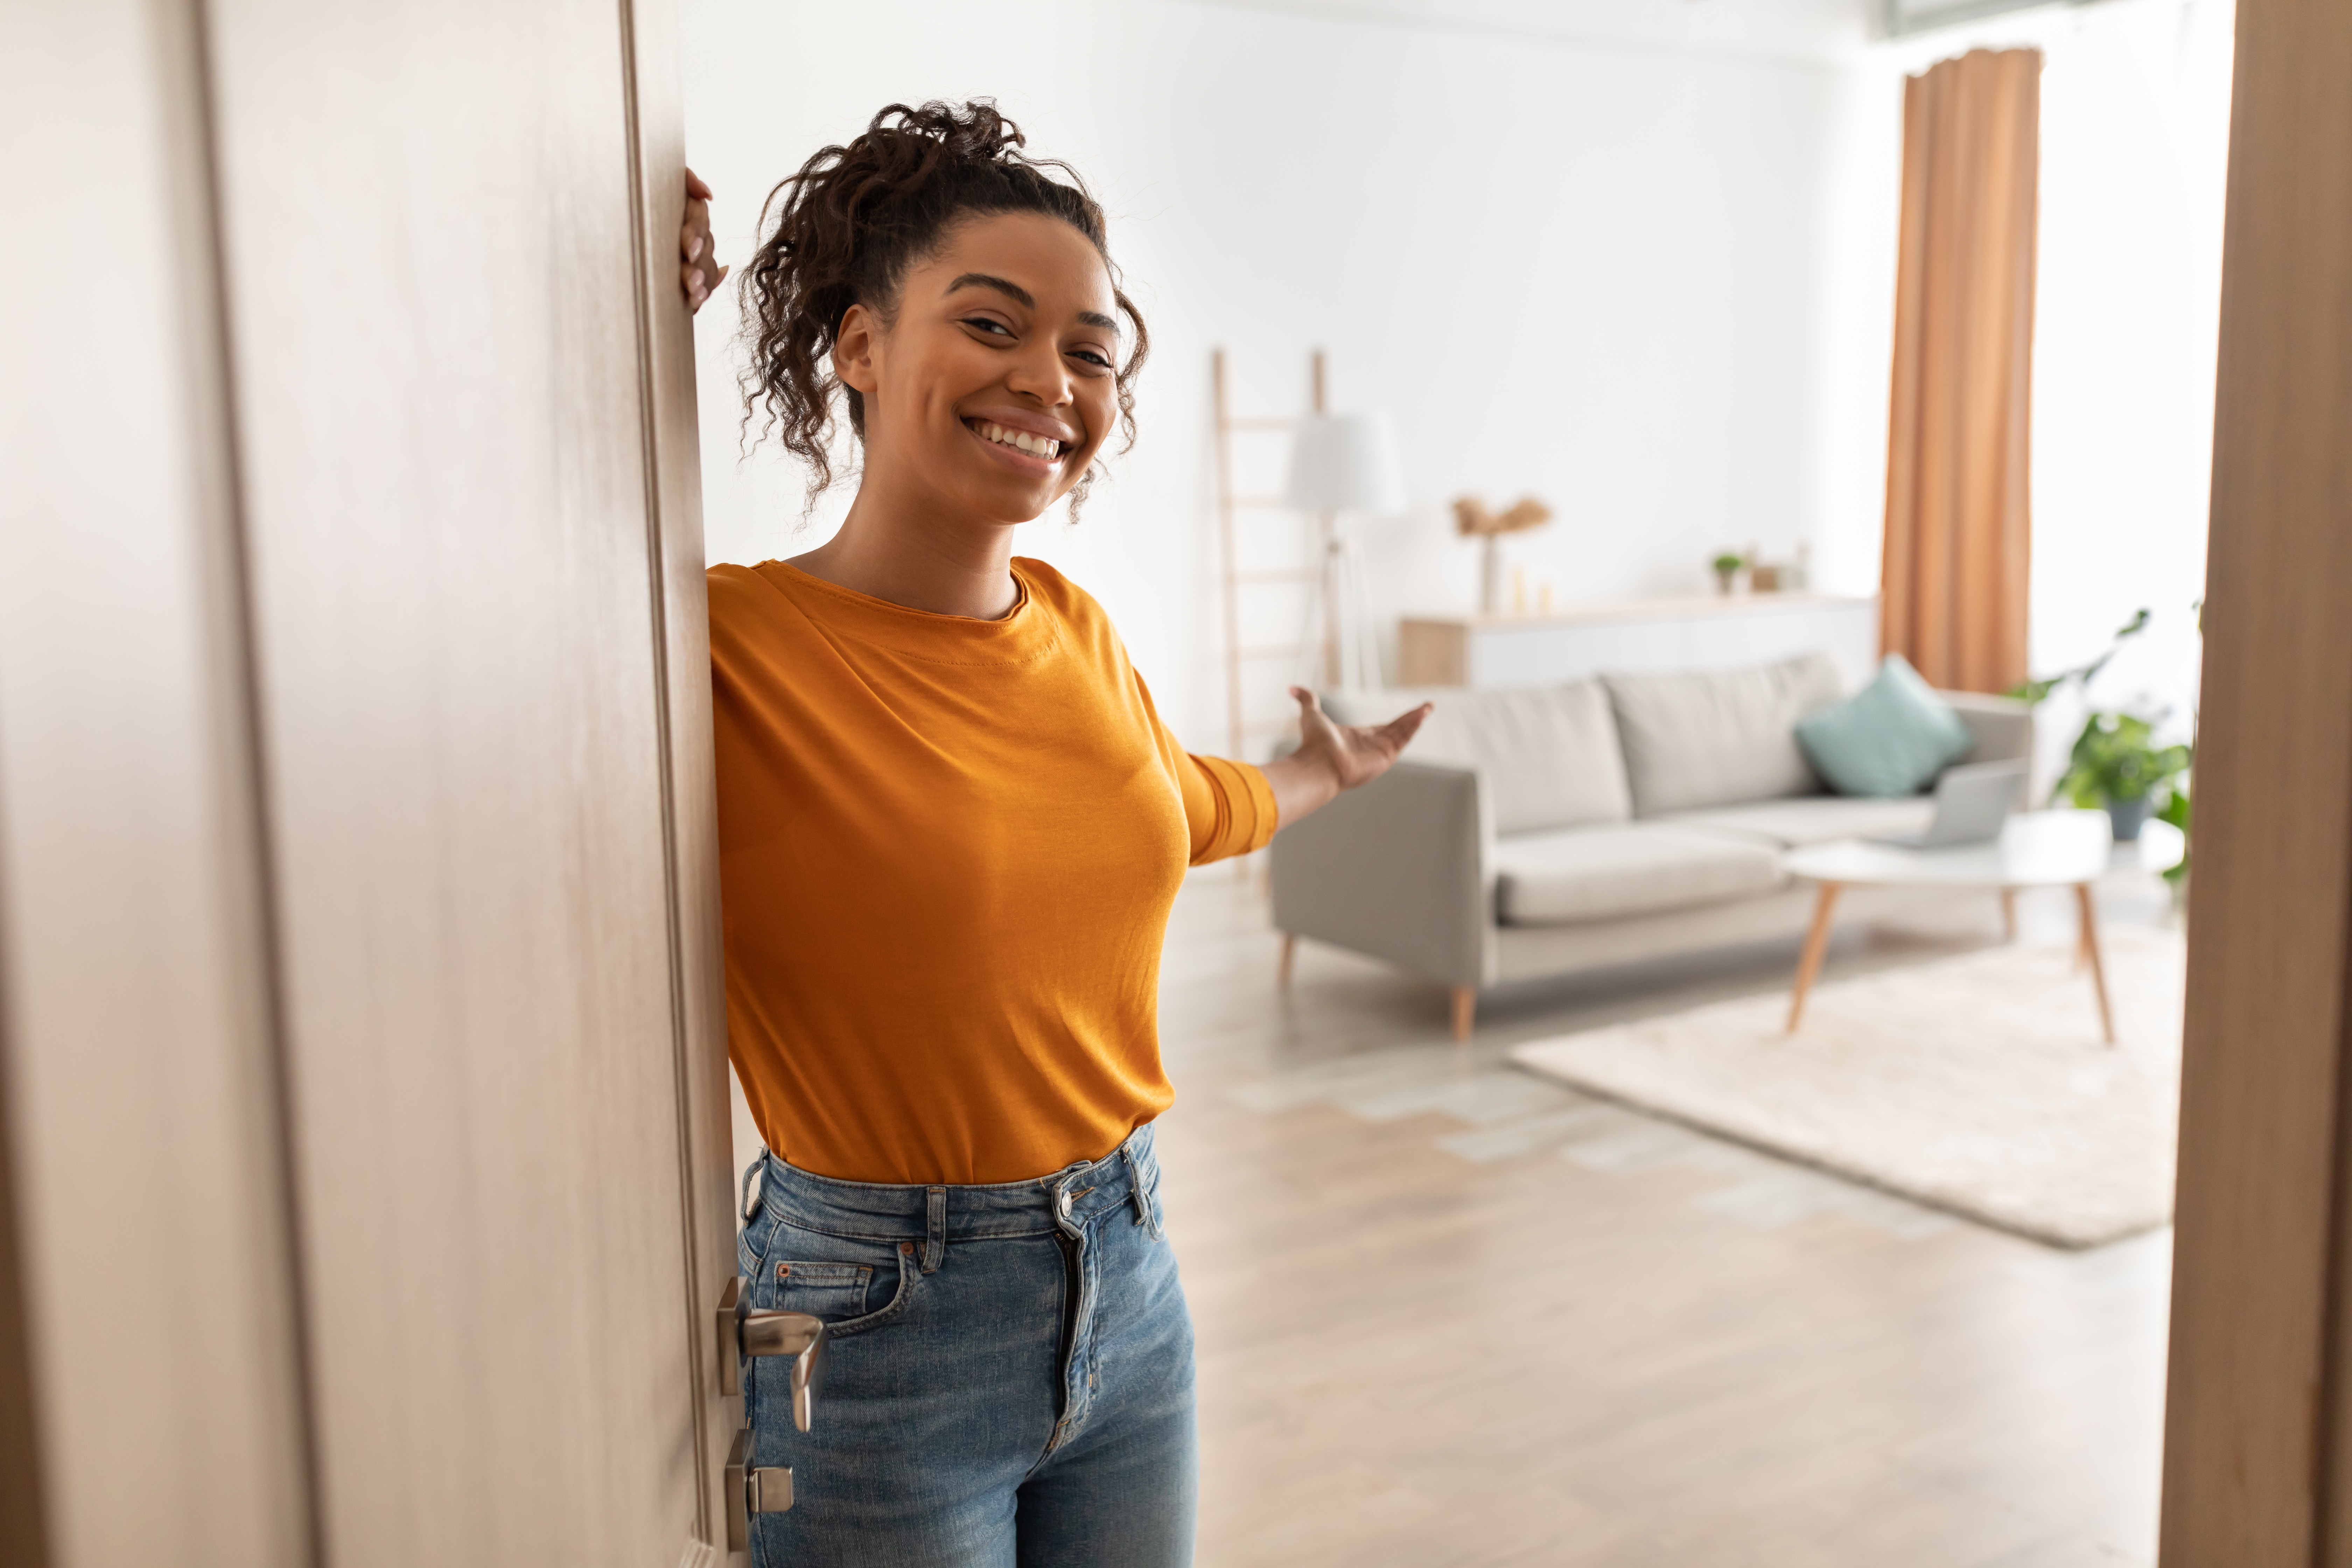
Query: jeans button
1056 1189 1072 1218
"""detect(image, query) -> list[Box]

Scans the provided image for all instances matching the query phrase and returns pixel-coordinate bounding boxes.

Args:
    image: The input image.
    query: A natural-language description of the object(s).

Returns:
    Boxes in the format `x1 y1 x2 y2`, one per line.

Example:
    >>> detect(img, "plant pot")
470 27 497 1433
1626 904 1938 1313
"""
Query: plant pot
2106 796 2152 841
1712 568 1737 596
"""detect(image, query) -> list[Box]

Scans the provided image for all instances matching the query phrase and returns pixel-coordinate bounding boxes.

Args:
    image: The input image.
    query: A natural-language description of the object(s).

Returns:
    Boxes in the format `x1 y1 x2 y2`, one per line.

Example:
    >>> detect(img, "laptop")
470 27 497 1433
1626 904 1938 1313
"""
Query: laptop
1869 758 2029 849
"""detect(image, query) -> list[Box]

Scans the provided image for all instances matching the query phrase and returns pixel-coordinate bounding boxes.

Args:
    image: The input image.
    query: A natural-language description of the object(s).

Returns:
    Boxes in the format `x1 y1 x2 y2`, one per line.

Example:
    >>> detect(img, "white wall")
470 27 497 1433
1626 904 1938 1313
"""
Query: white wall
1813 0 2234 760
684 0 1849 753
684 0 2233 761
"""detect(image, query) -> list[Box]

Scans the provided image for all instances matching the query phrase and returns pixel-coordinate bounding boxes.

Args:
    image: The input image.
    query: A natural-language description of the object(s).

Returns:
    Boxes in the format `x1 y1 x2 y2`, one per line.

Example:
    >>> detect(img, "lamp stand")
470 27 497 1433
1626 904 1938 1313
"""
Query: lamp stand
1298 509 1383 694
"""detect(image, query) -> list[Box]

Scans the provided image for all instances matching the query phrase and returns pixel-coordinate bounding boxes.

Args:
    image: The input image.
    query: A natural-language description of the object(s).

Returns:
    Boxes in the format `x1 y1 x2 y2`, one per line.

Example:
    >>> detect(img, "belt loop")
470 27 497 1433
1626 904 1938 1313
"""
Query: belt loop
923 1186 946 1275
740 1149 769 1226
1122 1144 1162 1239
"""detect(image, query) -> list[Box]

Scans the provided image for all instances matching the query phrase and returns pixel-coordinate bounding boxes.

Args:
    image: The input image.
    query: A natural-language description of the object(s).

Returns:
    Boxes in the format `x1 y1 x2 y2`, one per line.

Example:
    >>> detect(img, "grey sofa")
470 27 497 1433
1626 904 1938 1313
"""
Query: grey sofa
1271 651 2032 1041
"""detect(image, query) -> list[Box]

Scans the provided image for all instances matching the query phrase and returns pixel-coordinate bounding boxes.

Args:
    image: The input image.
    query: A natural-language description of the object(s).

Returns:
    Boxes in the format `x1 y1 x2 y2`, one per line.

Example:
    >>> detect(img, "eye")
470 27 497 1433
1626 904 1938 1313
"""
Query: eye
960 316 1015 338
1070 348 1114 370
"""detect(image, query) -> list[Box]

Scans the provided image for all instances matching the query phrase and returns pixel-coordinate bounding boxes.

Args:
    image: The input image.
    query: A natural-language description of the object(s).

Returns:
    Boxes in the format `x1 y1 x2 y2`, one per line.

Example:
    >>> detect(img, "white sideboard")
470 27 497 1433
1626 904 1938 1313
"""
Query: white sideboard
1396 595 1880 691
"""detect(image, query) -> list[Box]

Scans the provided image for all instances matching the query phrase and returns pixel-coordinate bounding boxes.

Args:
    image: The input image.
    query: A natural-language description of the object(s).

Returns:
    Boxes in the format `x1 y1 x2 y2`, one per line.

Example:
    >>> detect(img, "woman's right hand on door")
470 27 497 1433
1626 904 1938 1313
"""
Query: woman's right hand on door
682 168 726 315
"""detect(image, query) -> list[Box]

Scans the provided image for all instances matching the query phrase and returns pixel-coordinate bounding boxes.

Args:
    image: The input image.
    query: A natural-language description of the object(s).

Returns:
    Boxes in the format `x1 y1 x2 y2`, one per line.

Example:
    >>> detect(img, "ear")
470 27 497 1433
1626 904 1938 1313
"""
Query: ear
832 302 880 396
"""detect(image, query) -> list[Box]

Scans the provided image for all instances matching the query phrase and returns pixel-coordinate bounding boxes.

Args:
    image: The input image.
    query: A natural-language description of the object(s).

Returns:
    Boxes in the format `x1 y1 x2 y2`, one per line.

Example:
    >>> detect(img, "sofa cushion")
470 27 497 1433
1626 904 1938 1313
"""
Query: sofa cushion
1653 796 1938 849
1493 823 1788 926
1602 652 1844 817
1323 682 1632 835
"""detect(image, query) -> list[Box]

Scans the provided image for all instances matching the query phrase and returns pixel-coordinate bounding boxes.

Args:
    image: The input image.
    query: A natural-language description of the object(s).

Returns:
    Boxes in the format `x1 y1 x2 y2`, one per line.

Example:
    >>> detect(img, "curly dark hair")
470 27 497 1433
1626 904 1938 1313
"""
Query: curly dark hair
738 100 1149 516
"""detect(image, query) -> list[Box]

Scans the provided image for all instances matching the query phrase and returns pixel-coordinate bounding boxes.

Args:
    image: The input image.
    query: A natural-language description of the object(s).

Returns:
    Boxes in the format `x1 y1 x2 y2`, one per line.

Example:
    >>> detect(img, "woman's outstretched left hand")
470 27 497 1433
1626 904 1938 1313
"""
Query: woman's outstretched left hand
1262 687 1432 829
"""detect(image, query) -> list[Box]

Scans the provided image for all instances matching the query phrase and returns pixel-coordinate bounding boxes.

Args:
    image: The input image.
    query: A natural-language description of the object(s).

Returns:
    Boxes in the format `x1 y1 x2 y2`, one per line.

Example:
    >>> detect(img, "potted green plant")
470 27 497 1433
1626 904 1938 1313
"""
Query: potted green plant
2050 710 2190 842
1710 552 1743 596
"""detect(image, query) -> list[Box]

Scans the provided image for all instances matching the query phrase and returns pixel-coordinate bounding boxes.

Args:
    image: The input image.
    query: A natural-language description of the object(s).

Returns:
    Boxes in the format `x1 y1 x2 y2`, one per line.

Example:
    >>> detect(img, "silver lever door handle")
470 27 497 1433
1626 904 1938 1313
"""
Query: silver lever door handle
715 1276 828 1431
744 1308 827 1434
724 1426 792 1549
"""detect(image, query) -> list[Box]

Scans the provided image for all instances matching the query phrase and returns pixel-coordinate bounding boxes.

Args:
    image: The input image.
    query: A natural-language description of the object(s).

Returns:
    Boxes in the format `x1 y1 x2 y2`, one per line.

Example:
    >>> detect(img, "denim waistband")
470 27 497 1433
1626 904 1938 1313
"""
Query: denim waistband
749 1122 1162 1245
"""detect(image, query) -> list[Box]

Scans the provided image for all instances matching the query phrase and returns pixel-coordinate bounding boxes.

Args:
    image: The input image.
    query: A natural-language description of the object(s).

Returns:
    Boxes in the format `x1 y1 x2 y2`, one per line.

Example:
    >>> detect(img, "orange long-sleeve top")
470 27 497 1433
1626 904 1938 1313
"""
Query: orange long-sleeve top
707 556 1278 1185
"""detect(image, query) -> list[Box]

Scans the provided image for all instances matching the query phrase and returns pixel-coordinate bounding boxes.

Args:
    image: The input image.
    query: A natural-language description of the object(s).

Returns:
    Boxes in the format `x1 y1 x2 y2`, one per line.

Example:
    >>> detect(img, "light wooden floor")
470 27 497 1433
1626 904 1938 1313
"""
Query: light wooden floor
1159 866 2174 1568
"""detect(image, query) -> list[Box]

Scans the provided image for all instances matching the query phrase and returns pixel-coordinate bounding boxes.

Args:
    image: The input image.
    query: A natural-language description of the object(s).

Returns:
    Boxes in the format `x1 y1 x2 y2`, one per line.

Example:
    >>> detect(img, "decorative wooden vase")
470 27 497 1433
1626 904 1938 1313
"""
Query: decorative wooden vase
1452 495 1553 616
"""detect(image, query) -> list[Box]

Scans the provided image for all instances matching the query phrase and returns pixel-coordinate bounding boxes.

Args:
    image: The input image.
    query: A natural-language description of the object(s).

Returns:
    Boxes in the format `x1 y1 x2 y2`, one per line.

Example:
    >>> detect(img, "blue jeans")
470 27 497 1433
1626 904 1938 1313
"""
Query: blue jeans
738 1124 1196 1567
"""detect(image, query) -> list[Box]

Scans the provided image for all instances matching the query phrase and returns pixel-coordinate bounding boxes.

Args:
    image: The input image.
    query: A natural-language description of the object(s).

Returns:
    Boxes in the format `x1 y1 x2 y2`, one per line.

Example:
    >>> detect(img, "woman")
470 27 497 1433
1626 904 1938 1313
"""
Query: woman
679 102 1426 1567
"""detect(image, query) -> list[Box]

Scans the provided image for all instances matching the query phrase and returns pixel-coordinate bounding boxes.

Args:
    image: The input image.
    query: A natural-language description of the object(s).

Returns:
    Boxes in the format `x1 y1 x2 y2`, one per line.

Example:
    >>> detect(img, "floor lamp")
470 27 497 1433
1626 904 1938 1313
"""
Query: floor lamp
1284 411 1407 694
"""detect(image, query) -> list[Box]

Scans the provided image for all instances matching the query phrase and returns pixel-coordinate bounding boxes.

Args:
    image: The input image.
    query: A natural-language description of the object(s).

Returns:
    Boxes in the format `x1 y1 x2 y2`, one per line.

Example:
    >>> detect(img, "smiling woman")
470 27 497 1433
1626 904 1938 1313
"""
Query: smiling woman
683 102 1427 1567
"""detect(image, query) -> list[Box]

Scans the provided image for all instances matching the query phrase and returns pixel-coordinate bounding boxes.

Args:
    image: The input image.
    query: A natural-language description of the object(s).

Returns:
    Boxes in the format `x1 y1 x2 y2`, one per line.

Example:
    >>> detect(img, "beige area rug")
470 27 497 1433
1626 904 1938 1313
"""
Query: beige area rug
1509 928 2186 1248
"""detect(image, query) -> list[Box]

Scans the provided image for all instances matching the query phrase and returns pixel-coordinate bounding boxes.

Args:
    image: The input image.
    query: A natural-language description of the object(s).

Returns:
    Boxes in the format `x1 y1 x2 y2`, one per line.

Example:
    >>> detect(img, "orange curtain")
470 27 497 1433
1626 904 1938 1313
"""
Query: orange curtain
1882 48 2041 694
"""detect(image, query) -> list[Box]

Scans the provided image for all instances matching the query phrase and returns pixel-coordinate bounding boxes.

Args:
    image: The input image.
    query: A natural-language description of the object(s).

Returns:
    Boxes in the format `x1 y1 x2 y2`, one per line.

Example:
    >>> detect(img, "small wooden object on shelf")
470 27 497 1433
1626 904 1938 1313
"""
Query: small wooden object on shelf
1452 494 1552 616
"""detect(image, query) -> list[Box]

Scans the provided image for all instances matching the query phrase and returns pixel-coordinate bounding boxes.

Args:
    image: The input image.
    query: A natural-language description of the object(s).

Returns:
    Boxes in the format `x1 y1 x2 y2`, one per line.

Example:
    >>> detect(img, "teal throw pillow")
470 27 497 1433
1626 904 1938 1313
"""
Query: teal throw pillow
1793 653 1976 798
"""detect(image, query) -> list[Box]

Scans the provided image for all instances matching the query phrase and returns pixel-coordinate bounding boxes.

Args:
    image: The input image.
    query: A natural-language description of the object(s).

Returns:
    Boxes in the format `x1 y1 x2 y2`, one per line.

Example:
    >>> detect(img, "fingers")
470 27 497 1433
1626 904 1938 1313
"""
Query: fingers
680 182 721 312
1381 701 1433 736
682 191 715 317
681 167 715 312
1370 702 1432 755
685 263 728 313
1289 685 1324 714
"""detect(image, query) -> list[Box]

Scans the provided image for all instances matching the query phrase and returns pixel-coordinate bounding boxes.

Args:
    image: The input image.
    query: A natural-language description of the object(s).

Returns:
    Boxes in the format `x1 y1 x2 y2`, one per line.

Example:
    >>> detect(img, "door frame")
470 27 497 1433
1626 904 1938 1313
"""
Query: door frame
617 0 744 1546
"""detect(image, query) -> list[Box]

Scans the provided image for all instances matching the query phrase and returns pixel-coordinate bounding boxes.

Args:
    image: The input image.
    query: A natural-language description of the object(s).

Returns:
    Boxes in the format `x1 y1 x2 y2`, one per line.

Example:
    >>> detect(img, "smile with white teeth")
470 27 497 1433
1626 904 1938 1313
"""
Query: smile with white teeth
971 420 1065 461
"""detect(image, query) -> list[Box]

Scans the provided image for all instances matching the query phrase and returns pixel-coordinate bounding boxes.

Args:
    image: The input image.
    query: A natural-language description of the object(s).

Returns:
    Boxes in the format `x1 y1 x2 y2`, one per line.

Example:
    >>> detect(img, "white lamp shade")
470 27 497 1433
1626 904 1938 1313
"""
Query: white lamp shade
1284 412 1407 514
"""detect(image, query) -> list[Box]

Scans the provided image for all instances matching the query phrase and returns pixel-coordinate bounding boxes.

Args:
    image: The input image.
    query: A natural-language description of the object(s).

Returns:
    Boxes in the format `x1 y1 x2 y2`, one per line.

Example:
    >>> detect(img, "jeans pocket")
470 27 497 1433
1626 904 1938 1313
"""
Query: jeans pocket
768 1261 874 1319
755 1226 914 1338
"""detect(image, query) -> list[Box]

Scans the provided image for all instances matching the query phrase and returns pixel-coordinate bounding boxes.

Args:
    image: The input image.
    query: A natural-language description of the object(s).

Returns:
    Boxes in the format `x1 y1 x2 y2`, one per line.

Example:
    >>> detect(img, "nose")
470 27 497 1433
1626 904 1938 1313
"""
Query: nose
1002 337 1074 411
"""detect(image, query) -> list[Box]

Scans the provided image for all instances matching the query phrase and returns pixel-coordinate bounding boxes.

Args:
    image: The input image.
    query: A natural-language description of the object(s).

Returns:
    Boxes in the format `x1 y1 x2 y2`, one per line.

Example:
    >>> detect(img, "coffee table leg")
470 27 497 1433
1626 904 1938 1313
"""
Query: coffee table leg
1787 882 1844 1033
2074 882 2116 1045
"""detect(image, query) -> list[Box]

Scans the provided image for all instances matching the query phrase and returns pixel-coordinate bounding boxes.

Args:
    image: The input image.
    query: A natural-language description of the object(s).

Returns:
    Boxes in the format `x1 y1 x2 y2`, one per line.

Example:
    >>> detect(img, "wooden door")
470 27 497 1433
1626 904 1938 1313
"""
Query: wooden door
0 0 737 1563
2156 0 2352 1562
0 4 314 1563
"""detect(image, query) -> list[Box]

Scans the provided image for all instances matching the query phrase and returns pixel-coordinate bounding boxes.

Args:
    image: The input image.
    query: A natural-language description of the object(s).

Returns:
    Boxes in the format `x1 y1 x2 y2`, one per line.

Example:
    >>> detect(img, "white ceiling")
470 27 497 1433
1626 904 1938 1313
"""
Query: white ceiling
1180 0 1892 64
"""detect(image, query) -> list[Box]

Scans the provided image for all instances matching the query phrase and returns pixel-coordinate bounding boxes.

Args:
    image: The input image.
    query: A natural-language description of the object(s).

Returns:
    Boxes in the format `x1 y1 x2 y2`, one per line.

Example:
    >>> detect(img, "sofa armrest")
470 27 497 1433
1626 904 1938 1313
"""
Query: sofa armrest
1940 690 2035 800
1940 689 2033 764
1269 760 1494 988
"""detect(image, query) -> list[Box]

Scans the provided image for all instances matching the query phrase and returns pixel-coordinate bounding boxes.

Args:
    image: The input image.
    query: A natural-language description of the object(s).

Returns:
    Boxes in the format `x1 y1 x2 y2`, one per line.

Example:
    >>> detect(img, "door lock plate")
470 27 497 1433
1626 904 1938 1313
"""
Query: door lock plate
724 1427 794 1548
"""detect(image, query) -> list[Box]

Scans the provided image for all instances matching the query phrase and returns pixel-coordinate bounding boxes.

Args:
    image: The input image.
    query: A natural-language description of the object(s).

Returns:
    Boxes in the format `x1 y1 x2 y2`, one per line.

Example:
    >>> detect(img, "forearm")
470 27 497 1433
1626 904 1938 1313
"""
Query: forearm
1261 751 1343 830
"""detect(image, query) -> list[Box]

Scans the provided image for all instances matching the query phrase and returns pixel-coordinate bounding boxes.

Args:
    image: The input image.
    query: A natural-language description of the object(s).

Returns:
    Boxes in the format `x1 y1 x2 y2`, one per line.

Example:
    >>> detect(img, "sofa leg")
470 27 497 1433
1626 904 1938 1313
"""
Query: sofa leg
1450 986 1476 1045
1278 932 1297 989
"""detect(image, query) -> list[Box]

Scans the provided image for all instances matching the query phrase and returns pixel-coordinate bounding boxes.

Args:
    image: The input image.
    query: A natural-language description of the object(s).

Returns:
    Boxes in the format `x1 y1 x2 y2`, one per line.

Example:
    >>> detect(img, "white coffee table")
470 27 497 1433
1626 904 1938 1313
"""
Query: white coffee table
1779 809 2159 1044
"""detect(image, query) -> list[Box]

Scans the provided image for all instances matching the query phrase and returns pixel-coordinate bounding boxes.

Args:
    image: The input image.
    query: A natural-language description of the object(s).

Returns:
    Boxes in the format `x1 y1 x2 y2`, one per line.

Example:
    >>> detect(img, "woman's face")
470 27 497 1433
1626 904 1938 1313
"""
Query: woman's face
833 211 1122 527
